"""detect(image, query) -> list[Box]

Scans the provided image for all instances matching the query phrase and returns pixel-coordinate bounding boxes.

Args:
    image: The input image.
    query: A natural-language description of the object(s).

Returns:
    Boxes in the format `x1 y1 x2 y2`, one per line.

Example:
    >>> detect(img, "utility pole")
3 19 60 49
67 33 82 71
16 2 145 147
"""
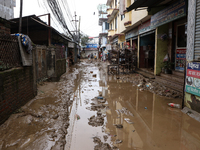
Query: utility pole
19 0 23 33
72 11 78 41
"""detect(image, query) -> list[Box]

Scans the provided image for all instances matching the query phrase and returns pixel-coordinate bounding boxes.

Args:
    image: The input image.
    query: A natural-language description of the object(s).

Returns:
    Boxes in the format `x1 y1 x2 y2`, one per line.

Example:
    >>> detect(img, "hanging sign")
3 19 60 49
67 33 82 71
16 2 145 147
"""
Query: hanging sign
151 0 186 28
68 42 74 48
186 62 200 97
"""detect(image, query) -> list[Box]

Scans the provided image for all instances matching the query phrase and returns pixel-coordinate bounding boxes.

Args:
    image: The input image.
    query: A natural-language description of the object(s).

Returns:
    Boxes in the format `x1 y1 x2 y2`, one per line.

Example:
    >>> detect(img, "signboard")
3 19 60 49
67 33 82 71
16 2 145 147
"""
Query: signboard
176 49 186 71
125 28 138 40
86 44 98 48
138 20 154 34
151 0 186 28
68 42 74 48
186 62 200 97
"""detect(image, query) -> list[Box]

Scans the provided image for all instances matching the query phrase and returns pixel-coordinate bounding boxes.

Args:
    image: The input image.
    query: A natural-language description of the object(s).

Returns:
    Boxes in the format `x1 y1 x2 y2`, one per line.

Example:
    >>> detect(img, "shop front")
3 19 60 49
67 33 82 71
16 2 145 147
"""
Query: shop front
151 0 187 74
111 37 119 50
125 27 138 50
138 20 155 71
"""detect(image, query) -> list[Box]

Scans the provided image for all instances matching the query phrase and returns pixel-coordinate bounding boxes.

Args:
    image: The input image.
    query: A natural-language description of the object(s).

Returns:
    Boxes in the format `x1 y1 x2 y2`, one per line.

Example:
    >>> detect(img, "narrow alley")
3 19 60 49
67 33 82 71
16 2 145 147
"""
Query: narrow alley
0 60 200 150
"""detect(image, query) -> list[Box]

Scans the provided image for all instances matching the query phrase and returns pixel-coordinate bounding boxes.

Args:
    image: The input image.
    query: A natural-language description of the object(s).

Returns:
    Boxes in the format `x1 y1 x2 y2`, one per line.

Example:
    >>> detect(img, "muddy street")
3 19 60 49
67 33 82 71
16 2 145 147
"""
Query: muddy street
0 60 200 150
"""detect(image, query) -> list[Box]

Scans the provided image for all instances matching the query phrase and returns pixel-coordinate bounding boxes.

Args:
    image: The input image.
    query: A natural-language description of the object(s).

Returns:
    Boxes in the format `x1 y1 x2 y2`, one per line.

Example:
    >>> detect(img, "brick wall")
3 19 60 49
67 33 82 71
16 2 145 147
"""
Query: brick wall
0 67 36 125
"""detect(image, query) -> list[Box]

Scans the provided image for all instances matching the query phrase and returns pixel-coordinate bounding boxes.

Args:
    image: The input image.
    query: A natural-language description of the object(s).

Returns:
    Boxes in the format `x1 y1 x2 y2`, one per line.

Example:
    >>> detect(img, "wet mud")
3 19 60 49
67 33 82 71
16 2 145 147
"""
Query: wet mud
0 59 200 150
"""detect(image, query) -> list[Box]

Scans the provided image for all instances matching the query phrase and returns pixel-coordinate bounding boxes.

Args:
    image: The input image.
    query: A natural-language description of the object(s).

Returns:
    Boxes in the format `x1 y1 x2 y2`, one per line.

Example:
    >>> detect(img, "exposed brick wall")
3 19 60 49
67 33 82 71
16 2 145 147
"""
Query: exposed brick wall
0 67 36 125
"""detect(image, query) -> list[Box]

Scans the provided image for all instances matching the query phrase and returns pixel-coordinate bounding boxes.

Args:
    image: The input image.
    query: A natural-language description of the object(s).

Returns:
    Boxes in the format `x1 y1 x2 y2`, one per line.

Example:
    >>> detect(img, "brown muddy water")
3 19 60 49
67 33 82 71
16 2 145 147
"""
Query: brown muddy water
0 60 200 150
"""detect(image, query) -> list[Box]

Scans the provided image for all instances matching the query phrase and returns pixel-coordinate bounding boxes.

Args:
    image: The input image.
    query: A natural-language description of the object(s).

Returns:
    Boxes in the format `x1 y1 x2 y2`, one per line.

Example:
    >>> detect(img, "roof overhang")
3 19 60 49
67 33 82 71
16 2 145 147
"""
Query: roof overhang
107 9 119 23
127 0 168 12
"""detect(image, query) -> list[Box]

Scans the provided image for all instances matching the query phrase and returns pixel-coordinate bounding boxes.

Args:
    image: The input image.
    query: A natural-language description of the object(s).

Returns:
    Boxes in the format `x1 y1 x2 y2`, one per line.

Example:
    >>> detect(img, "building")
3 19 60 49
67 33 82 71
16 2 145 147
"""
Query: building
0 0 15 20
105 0 187 93
184 0 200 113
97 4 109 60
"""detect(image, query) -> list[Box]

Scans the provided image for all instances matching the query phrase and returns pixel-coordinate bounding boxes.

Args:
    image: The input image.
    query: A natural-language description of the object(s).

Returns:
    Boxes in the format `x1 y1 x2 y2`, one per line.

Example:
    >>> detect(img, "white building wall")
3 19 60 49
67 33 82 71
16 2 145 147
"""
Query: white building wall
0 0 16 20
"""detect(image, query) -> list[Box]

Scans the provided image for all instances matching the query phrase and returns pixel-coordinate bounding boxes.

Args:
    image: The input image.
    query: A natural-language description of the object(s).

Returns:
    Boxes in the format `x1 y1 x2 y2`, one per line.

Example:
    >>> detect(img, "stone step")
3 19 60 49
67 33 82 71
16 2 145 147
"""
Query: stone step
160 73 184 84
155 76 184 93
172 70 184 77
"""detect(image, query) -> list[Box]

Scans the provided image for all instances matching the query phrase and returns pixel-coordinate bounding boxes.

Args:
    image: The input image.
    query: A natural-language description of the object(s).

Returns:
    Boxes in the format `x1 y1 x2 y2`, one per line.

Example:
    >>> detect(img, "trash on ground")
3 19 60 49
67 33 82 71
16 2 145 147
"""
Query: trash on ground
76 114 80 120
97 96 104 99
124 118 133 124
114 124 123 128
115 139 123 144
167 103 181 108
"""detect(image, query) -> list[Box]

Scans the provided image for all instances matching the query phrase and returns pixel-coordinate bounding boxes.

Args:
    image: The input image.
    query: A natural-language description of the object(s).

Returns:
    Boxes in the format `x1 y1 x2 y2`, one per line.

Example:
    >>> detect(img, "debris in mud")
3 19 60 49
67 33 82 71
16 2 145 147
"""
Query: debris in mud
52 114 59 119
115 107 134 116
118 74 183 98
76 114 80 120
88 111 105 127
93 136 116 150
115 139 123 144
97 96 104 99
124 118 133 124
113 124 123 128
103 135 108 142
86 104 106 111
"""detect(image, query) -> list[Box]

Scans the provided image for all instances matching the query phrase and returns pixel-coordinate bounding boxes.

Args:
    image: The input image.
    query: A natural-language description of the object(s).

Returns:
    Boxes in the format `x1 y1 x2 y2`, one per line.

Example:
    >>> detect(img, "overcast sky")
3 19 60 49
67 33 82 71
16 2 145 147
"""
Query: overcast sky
14 0 107 37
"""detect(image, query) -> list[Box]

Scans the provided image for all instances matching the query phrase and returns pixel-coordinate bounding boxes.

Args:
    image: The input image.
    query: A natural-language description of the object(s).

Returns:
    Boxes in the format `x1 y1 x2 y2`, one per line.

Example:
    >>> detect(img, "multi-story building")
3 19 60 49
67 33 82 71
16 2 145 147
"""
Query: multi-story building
97 4 109 60
105 0 192 111
0 0 16 20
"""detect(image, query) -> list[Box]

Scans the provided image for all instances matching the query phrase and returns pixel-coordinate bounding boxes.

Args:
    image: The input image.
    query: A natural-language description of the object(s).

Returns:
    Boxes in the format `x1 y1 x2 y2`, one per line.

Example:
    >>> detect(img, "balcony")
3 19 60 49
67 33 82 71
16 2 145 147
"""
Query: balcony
99 18 108 26
108 29 115 37
107 8 119 23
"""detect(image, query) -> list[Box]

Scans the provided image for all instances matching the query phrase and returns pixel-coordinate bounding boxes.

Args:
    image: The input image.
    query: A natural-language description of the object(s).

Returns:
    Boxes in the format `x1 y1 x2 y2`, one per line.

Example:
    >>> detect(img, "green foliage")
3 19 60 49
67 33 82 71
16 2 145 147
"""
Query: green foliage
80 34 92 46
163 61 174 69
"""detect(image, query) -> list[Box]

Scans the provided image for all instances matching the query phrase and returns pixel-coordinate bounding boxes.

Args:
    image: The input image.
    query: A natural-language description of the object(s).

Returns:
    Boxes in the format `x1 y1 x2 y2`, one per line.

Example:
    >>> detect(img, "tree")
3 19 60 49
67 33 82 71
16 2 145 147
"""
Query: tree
80 34 92 46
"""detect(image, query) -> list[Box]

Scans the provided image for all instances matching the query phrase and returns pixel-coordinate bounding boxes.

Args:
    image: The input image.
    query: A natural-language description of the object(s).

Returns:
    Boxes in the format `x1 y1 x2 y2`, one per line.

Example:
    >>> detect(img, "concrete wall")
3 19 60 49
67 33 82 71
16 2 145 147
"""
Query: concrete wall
0 0 15 20
0 67 36 125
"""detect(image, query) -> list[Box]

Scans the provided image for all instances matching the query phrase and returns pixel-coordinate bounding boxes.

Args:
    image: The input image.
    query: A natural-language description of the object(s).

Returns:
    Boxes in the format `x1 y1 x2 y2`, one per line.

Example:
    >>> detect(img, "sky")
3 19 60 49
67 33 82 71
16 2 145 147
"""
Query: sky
14 0 107 37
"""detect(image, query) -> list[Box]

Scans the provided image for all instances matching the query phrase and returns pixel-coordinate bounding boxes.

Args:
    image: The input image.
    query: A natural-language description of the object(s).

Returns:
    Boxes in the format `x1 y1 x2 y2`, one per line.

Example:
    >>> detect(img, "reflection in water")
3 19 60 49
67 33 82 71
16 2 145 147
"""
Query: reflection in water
67 61 200 150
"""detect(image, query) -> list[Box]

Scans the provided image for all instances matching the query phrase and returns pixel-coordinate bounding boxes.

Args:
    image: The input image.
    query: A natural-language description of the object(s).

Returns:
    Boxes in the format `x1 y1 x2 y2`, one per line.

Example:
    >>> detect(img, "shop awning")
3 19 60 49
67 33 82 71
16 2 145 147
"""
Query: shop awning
127 0 165 12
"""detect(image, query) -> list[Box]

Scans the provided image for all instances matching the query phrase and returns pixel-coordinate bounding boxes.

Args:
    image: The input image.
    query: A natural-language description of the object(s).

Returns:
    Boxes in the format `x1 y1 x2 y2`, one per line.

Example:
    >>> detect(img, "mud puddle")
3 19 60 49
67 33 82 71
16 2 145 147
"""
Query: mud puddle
66 60 200 150
0 60 200 150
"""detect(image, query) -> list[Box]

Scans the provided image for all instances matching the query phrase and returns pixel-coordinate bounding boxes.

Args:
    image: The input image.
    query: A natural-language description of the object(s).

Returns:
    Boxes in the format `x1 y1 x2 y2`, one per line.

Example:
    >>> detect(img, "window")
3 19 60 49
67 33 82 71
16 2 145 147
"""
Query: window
105 22 109 30
121 15 125 20
115 17 117 29
115 0 117 6
110 23 112 30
